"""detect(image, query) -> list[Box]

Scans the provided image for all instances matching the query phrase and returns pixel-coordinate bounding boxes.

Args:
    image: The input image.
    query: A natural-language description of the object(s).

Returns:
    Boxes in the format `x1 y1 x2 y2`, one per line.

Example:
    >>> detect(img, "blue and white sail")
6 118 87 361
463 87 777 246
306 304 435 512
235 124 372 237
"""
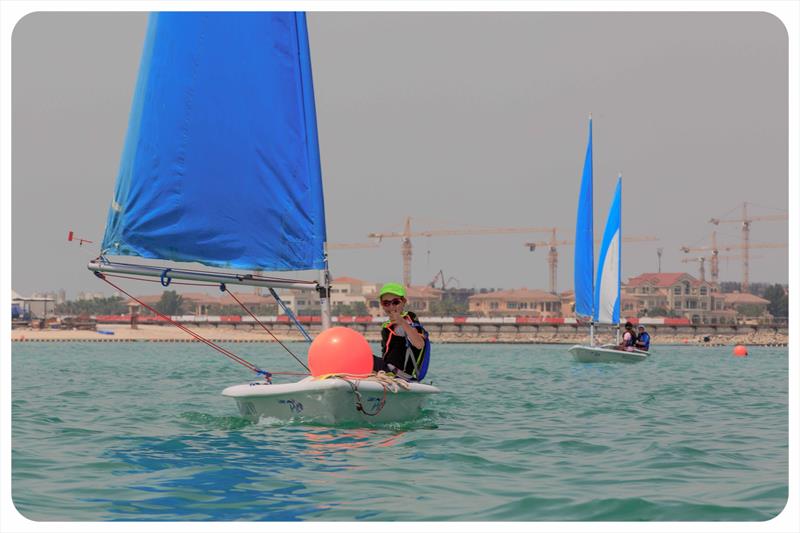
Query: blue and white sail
101 12 326 272
573 117 594 318
593 177 622 325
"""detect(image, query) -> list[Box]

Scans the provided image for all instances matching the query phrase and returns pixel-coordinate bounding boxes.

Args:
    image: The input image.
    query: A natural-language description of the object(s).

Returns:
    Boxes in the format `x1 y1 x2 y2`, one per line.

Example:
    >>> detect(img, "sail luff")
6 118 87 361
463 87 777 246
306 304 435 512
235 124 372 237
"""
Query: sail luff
294 13 327 262
574 117 594 318
593 176 622 325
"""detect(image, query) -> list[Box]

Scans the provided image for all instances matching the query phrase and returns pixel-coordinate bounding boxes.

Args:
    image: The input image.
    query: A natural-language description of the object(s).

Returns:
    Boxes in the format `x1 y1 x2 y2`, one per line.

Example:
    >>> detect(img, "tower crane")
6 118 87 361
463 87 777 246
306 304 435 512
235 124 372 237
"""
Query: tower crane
681 231 721 284
524 230 659 294
327 242 380 250
367 217 555 286
680 253 752 283
708 202 787 293
680 231 786 292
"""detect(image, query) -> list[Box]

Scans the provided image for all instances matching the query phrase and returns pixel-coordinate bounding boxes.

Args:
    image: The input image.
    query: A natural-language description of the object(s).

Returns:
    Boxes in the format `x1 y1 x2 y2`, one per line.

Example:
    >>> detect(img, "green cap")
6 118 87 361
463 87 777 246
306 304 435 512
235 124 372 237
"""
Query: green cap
379 282 406 298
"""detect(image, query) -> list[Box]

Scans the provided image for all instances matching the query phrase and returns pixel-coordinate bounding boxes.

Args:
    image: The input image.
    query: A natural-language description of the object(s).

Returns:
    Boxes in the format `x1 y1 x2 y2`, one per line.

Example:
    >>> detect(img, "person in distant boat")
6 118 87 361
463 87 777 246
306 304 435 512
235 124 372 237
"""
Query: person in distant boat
373 282 430 380
618 321 637 351
635 325 651 351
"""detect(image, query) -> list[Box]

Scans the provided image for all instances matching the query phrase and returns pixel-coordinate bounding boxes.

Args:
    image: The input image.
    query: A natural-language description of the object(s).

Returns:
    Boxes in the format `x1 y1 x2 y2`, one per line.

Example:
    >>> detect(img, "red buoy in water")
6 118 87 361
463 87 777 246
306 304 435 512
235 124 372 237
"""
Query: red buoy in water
308 326 373 377
733 345 748 357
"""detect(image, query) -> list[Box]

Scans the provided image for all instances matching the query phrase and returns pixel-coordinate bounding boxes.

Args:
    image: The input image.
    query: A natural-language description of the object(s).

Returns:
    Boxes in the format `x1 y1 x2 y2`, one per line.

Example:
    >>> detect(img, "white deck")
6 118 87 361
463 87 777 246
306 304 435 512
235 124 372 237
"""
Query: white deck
222 376 440 424
568 344 650 363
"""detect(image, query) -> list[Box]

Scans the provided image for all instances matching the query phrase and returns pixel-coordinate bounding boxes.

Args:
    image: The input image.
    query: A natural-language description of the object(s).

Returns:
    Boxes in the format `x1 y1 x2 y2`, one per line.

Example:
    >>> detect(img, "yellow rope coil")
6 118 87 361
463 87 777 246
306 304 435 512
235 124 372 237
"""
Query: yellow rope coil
317 371 412 393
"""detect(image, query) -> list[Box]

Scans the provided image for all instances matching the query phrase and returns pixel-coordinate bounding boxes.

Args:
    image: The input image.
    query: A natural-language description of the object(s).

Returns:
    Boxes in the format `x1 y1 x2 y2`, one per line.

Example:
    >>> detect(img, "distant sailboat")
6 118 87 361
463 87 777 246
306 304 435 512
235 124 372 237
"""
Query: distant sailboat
568 118 648 363
89 12 439 423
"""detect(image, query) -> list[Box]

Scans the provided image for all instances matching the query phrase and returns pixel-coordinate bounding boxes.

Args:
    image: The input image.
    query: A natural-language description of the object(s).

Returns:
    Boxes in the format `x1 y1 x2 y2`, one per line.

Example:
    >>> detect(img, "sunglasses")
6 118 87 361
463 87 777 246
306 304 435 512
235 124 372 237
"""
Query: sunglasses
381 298 403 307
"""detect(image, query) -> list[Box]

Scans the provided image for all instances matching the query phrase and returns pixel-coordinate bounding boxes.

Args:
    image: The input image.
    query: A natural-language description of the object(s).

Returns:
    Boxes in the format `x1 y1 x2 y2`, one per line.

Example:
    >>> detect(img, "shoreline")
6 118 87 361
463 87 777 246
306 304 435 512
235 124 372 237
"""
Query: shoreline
10 324 788 347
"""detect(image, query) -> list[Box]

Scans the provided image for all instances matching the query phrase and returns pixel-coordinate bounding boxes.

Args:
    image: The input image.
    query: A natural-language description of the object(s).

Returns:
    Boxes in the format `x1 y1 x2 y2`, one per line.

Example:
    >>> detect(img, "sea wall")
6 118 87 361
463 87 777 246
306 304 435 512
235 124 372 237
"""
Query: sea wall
10 322 788 346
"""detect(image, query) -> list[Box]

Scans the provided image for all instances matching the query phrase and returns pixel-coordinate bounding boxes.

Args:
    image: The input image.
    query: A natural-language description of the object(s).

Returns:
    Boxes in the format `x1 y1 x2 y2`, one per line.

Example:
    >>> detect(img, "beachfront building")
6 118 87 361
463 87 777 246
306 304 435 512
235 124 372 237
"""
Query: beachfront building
329 276 376 314
720 292 773 324
468 288 561 318
130 291 278 317
365 285 444 318
11 290 56 319
623 272 735 324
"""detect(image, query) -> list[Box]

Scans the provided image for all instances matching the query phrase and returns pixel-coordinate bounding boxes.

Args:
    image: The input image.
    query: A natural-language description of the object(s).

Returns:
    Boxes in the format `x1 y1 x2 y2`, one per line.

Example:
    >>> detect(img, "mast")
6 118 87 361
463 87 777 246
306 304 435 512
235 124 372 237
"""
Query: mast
319 247 332 330
402 217 412 287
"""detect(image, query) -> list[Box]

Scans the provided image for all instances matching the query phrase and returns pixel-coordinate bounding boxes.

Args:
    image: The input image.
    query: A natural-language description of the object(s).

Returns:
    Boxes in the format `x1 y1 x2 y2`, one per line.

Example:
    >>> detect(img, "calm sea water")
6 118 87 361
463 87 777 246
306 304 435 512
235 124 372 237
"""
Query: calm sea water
11 341 788 521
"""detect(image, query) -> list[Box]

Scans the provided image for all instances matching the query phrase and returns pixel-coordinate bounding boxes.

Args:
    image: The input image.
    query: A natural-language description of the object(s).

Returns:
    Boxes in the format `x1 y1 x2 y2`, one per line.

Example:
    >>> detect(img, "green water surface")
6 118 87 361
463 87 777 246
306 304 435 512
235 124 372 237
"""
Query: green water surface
11 342 788 521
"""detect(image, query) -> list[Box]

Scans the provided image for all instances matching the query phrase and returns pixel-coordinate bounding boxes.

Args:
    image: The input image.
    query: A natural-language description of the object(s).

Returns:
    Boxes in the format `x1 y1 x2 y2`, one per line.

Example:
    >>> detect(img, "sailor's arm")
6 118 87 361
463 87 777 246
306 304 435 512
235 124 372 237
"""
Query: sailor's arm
389 310 426 350
398 320 426 350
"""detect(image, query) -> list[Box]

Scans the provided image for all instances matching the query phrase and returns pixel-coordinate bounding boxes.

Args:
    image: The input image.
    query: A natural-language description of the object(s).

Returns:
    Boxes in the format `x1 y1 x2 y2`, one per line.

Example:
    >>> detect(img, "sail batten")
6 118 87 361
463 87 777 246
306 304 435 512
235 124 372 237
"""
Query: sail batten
101 12 326 272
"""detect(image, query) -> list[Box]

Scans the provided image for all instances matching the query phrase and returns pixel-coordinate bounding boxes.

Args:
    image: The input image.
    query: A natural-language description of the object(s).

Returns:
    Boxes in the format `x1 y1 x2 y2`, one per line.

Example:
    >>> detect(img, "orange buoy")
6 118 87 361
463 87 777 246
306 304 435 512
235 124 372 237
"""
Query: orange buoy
733 345 748 357
307 326 373 377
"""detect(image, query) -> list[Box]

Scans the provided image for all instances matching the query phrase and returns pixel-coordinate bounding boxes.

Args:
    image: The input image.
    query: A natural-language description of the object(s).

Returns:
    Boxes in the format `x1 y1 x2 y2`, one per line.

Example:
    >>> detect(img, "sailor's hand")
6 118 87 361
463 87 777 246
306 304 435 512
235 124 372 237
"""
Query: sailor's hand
387 309 402 323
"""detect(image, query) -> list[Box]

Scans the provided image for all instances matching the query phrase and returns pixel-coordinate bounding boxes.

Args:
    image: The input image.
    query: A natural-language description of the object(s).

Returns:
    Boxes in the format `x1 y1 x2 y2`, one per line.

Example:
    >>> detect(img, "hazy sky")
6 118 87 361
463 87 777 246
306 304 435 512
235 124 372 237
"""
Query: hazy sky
11 11 790 298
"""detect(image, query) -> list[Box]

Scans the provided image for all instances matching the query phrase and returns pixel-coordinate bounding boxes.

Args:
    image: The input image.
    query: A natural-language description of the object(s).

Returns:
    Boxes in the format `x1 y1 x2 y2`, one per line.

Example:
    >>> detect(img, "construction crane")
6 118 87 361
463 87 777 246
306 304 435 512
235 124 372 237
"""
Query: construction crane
680 253 752 283
524 230 659 294
429 269 460 290
367 217 555 287
327 242 380 250
681 231 721 284
708 202 787 293
680 230 786 291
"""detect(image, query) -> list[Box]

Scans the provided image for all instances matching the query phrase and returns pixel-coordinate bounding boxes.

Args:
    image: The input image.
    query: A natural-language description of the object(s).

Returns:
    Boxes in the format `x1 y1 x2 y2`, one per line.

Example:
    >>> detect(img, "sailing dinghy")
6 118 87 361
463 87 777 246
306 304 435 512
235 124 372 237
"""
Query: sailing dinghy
568 118 649 363
88 12 439 424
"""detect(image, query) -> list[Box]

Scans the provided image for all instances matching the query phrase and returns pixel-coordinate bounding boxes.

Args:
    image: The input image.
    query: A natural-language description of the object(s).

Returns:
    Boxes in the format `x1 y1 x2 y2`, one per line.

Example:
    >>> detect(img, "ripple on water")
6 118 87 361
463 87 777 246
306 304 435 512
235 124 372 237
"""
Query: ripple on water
10 342 789 521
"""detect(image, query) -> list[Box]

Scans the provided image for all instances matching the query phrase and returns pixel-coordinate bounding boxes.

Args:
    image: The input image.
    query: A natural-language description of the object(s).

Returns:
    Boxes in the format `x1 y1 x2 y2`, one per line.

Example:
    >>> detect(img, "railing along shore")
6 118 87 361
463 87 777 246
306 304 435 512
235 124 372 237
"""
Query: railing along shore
11 315 789 346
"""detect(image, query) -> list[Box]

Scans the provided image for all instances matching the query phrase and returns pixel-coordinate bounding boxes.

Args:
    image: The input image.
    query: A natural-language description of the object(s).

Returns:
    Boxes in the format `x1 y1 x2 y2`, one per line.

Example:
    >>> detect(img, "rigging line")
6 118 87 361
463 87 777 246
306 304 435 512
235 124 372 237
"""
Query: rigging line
267 288 313 342
225 289 310 372
341 377 388 416
711 204 741 221
96 273 266 375
745 201 788 212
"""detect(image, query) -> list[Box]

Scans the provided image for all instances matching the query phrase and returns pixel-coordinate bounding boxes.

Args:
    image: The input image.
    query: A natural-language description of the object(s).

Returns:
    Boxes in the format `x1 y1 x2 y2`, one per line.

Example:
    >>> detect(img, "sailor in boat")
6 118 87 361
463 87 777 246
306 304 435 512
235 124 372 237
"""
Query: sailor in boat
373 283 431 381
618 321 637 351
635 325 651 351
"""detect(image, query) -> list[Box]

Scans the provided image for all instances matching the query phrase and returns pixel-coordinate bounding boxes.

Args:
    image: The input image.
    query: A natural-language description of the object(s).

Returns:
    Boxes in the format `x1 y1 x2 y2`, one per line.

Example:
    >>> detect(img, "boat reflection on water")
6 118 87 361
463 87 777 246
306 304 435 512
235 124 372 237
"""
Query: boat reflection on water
303 428 405 458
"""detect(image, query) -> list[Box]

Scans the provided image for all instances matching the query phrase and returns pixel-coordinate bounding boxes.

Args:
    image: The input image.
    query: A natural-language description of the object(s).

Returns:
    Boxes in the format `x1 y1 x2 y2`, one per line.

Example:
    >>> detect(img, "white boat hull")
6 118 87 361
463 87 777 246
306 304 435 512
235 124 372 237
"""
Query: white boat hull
568 344 650 363
222 376 440 424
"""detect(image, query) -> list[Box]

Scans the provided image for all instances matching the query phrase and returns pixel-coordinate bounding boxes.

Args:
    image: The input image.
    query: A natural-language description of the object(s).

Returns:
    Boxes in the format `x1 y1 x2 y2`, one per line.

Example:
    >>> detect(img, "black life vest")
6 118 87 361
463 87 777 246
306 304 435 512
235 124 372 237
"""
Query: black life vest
380 311 430 380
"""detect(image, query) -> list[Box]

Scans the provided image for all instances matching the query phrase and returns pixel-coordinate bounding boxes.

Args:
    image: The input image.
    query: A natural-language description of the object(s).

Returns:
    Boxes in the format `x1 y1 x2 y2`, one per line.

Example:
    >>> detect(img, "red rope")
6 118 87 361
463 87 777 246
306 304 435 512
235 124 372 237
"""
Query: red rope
225 288 310 372
96 273 264 375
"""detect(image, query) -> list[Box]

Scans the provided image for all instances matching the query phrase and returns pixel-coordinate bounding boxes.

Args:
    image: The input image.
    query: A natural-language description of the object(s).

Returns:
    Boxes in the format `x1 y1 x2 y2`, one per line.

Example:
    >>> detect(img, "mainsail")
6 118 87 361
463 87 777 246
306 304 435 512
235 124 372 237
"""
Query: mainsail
594 176 621 324
101 12 326 272
573 117 594 318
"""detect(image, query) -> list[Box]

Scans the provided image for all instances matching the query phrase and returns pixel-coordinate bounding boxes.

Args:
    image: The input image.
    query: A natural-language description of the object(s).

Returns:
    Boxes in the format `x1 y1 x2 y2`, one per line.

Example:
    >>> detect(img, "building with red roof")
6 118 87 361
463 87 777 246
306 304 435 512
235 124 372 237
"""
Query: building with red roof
468 288 561 318
622 272 772 324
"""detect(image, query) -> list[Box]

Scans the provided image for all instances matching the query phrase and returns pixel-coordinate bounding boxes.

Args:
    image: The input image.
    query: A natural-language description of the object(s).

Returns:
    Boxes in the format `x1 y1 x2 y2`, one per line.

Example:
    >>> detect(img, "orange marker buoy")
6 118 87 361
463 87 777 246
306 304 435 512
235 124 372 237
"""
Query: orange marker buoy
733 345 748 357
307 326 374 377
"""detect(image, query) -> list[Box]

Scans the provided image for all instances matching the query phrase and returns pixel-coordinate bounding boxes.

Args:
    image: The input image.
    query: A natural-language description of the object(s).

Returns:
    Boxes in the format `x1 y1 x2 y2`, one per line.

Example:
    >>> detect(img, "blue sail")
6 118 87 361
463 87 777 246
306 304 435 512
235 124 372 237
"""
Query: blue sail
101 12 327 271
594 177 621 324
573 118 594 318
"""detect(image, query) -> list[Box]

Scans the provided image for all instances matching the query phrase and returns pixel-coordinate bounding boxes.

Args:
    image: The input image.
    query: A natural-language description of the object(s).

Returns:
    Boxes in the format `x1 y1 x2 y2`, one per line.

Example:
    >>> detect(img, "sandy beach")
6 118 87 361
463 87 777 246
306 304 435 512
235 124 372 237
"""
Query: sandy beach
10 323 788 347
